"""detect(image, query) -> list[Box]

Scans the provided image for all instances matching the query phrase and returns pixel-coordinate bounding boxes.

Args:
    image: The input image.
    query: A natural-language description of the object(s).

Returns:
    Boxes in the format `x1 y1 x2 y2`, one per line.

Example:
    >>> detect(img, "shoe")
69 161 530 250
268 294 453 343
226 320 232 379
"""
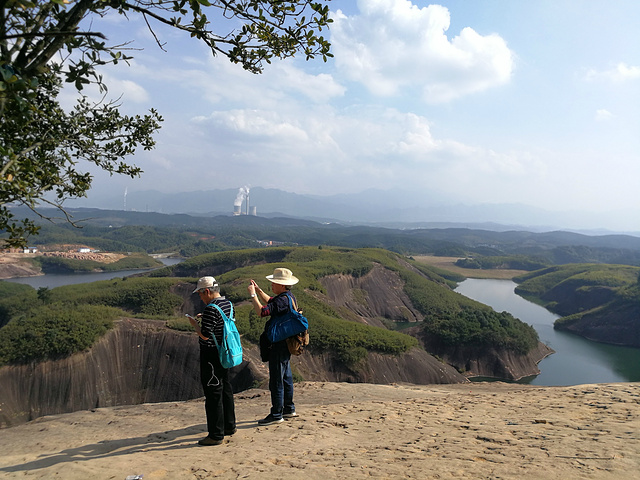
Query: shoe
224 428 237 436
257 414 284 426
283 411 299 419
198 436 223 446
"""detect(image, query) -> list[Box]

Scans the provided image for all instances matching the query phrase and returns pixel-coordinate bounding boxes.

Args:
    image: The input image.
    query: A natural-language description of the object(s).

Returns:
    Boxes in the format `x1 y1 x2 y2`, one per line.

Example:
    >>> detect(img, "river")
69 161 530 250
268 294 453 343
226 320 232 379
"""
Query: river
456 278 640 386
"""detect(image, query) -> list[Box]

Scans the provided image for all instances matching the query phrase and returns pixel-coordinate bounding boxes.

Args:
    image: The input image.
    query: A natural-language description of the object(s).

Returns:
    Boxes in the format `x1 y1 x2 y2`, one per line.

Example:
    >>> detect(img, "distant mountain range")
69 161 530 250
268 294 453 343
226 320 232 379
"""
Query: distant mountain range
65 187 640 236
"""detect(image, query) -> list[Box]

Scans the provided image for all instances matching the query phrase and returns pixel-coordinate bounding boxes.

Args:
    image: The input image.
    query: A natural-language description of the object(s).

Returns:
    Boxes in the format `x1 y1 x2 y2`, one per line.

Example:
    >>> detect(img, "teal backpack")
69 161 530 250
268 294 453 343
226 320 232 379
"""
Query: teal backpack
209 303 243 369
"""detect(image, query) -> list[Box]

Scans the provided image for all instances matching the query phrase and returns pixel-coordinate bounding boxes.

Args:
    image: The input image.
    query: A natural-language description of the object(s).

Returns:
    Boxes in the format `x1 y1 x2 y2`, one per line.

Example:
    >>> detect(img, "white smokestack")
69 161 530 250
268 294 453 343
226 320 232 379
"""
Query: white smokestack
234 186 250 214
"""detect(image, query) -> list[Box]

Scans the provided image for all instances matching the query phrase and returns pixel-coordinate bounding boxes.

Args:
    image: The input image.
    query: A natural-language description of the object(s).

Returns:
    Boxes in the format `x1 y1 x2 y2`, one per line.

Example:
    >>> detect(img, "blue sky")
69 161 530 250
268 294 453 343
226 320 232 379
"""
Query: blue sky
68 0 640 230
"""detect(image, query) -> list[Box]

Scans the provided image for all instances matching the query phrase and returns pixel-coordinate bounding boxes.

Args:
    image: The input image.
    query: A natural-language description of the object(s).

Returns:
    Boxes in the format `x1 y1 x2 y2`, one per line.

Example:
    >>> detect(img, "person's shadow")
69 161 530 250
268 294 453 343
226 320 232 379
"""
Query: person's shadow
0 420 256 474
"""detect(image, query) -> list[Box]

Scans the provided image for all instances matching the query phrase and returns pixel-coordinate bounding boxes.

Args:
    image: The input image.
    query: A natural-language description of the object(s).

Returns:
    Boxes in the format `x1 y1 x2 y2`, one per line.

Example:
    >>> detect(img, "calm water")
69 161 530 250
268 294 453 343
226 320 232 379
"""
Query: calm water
3 257 183 289
456 278 640 386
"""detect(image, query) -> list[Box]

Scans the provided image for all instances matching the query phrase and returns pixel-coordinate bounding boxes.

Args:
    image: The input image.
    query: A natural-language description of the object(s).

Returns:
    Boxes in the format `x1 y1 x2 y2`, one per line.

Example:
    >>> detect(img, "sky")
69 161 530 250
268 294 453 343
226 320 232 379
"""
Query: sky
65 0 640 230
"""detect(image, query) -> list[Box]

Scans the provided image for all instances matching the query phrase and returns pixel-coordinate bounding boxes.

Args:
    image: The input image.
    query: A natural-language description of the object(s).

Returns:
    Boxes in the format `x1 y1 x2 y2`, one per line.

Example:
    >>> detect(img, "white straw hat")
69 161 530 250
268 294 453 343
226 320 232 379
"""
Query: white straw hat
266 268 299 286
193 276 218 293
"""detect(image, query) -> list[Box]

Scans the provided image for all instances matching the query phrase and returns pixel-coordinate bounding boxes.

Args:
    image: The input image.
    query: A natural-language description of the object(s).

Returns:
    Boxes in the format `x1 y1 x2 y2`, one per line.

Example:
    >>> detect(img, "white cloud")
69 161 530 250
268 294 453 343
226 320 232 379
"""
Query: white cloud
330 0 514 103
105 77 150 103
166 102 541 200
585 62 640 82
195 109 309 143
138 54 346 111
595 109 613 121
276 64 346 103
57 72 149 113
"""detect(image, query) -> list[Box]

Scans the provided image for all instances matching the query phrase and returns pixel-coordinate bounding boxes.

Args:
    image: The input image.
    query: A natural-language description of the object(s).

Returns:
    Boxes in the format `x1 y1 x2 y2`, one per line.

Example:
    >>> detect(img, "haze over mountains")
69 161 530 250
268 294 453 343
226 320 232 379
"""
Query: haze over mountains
67 187 640 236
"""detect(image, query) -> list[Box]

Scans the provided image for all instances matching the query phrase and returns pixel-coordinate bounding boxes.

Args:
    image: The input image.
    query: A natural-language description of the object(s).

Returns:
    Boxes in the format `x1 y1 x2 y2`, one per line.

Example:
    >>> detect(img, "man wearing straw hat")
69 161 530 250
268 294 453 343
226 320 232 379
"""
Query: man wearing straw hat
248 267 301 425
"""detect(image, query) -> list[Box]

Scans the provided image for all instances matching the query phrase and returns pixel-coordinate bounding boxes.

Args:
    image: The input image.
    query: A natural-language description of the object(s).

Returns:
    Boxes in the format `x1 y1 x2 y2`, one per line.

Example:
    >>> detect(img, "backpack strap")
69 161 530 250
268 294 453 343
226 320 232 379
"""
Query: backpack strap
208 301 234 320
207 302 234 349
285 292 298 312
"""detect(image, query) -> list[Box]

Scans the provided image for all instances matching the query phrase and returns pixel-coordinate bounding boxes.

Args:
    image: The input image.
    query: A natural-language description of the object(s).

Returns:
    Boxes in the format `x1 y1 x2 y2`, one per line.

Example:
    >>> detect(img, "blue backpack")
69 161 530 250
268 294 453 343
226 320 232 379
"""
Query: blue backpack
266 293 309 343
209 303 243 369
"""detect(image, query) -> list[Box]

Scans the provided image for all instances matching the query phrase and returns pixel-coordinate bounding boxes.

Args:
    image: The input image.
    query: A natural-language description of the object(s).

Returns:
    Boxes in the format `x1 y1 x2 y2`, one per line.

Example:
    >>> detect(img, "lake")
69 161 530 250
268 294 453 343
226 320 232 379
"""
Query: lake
3 257 183 289
456 278 640 386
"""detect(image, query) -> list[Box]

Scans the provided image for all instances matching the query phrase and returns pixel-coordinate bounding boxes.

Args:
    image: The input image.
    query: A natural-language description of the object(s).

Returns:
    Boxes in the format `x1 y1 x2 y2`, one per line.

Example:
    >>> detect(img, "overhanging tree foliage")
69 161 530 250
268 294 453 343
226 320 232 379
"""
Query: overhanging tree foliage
1 0 333 247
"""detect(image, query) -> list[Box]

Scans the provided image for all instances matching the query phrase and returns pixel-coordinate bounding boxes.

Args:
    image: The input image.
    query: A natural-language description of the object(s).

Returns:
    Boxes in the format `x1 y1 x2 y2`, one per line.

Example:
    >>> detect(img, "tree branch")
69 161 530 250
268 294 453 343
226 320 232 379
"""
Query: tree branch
141 12 166 52
2 31 107 41
23 0 96 75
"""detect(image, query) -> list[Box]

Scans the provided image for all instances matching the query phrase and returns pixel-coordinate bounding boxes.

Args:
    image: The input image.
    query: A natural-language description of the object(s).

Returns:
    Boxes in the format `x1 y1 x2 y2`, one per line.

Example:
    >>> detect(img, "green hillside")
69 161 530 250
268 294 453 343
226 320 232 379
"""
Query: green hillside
514 264 640 347
0 246 540 367
159 246 538 356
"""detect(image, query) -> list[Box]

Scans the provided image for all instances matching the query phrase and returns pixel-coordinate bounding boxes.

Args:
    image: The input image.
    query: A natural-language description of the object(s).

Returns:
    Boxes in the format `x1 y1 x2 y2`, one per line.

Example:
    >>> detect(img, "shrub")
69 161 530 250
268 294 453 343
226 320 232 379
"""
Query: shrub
0 304 120 365
423 306 538 354
166 316 194 332
0 282 37 327
48 277 184 317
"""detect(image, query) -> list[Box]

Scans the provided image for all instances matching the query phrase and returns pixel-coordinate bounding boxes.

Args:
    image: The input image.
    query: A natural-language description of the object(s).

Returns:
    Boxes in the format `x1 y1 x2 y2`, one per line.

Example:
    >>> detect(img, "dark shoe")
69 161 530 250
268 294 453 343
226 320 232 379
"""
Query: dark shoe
224 428 237 436
198 436 223 446
283 411 299 419
258 414 284 426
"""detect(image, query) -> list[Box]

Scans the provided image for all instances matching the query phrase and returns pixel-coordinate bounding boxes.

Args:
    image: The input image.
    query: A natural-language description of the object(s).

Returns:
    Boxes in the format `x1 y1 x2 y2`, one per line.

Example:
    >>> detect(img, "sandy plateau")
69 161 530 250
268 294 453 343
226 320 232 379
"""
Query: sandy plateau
0 381 638 479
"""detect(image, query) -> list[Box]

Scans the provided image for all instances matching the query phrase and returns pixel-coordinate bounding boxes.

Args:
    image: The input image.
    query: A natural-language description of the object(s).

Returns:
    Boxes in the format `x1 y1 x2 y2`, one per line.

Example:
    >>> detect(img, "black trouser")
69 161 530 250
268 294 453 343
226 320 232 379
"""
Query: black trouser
200 346 236 440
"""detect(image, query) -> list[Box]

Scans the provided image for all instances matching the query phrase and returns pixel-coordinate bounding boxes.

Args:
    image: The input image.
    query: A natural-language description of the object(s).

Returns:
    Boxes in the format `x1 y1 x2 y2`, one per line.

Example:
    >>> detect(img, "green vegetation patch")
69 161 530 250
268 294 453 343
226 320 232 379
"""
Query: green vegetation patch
455 255 548 271
0 304 120 365
0 277 185 365
0 282 38 327
515 264 640 303
50 277 184 317
514 264 640 339
423 306 538 354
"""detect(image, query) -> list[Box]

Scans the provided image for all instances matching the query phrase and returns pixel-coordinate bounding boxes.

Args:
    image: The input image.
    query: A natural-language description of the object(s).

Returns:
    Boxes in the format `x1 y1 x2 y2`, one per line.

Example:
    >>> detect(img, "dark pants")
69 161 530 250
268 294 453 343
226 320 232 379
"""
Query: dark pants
200 346 236 440
268 340 295 418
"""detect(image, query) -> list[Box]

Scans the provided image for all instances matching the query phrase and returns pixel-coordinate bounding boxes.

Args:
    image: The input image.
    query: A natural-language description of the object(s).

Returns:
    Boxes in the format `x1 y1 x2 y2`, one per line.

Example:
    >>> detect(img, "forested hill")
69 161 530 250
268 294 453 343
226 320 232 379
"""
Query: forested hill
11 207 640 267
514 264 640 348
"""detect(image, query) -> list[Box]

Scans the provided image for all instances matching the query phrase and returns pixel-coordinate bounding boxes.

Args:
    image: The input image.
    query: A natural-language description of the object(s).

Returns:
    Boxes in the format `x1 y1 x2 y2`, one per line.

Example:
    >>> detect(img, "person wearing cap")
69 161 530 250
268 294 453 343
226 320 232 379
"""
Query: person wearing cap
189 276 237 445
248 267 301 425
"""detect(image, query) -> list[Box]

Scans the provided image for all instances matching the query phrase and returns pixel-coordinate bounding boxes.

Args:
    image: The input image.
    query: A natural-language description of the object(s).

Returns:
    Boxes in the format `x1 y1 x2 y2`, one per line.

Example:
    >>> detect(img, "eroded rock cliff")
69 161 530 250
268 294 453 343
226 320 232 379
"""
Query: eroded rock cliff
318 265 424 326
319 266 553 381
416 334 554 381
0 317 466 428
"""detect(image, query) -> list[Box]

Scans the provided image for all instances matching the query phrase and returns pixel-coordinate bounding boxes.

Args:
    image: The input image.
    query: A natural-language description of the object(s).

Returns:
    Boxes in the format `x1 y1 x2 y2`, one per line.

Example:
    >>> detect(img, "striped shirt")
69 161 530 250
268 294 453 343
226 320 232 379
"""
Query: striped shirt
199 296 232 348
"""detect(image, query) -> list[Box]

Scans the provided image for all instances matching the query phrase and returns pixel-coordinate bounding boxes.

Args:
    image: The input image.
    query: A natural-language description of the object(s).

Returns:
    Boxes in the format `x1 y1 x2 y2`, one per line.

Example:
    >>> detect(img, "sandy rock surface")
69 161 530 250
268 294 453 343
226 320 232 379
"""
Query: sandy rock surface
0 381 638 479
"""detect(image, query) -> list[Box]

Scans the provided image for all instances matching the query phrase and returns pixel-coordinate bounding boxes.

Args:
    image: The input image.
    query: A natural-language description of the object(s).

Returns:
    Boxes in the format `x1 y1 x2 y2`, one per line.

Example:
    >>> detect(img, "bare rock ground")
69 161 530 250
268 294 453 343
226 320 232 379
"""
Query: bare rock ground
0 381 638 479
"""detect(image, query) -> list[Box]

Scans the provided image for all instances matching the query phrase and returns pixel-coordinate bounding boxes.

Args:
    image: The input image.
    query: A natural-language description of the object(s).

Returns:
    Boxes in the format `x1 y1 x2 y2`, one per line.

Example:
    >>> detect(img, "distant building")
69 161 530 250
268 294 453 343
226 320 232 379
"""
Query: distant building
256 240 296 247
23 247 38 253
78 248 91 253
